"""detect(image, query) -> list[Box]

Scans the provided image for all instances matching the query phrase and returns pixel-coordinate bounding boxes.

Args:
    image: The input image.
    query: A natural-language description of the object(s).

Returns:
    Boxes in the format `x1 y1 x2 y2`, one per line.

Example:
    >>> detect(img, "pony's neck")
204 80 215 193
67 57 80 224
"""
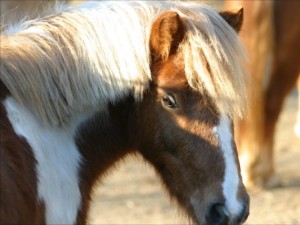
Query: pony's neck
75 95 136 224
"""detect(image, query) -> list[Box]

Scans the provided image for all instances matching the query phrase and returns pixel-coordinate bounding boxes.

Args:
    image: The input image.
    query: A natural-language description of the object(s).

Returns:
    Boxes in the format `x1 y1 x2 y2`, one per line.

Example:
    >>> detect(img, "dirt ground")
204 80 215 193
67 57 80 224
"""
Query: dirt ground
89 91 300 225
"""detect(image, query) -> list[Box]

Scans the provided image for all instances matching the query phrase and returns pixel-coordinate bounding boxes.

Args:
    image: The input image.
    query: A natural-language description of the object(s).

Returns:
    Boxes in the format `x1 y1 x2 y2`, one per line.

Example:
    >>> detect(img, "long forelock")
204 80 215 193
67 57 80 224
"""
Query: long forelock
176 3 247 118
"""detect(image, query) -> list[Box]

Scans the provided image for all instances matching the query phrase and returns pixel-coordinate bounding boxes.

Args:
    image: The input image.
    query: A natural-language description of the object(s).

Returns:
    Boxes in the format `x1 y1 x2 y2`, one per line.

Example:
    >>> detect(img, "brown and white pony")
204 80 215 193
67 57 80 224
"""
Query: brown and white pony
225 1 300 187
0 2 249 224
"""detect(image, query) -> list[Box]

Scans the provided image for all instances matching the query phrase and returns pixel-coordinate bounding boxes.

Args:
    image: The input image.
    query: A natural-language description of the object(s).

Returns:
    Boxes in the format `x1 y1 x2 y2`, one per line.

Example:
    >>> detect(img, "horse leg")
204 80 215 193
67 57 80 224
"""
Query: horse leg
259 58 299 188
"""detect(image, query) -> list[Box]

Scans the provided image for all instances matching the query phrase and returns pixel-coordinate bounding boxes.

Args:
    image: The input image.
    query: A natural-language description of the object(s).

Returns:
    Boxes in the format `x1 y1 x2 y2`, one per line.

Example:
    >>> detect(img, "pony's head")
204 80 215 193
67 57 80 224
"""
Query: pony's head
132 5 249 225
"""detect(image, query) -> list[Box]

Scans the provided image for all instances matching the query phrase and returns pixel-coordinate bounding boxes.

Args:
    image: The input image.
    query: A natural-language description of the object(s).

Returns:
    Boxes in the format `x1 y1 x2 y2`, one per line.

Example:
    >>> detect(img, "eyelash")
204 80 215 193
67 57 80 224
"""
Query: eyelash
161 94 178 109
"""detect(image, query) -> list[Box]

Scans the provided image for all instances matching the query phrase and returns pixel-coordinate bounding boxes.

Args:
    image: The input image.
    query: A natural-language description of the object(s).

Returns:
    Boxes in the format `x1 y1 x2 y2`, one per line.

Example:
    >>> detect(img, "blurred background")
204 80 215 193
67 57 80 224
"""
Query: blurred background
1 0 299 224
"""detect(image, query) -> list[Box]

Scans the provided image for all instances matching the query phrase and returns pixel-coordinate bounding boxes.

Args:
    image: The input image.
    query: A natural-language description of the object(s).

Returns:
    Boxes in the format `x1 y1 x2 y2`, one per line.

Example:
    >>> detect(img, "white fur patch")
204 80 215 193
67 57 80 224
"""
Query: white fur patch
215 115 242 216
4 97 86 225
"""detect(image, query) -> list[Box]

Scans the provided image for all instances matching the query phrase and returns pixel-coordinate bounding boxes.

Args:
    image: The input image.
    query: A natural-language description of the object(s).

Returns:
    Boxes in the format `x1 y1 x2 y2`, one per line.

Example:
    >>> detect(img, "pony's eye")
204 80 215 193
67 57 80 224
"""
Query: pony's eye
161 94 178 109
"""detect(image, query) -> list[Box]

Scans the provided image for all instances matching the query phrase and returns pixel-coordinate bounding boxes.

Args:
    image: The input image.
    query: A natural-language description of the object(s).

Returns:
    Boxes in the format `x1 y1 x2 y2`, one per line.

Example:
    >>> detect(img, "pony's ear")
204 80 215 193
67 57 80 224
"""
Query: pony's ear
150 11 185 62
219 8 243 33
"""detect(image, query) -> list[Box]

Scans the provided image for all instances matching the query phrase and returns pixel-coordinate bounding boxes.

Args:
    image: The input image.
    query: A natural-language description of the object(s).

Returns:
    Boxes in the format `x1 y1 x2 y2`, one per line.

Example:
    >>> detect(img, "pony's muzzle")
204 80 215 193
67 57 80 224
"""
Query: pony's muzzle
205 202 249 225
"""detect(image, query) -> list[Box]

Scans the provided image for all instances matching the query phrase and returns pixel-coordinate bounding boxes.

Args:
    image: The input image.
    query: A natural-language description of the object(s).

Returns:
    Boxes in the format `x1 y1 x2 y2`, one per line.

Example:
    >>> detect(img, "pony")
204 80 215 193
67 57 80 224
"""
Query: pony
225 0 300 187
0 2 249 224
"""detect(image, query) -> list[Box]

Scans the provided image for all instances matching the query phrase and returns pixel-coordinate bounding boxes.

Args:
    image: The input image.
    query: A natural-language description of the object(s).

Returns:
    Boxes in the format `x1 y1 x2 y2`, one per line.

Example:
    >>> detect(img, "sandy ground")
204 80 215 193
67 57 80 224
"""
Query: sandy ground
89 91 300 225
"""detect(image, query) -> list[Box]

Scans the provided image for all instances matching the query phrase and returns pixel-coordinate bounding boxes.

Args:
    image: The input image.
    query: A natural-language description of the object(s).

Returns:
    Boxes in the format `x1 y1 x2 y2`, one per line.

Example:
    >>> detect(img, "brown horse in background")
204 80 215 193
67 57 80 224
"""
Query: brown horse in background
225 0 300 188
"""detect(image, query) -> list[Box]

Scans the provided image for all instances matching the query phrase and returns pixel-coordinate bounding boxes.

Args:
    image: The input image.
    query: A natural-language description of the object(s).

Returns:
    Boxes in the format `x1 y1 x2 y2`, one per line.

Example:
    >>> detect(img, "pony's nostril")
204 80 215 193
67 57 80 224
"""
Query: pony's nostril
206 203 229 225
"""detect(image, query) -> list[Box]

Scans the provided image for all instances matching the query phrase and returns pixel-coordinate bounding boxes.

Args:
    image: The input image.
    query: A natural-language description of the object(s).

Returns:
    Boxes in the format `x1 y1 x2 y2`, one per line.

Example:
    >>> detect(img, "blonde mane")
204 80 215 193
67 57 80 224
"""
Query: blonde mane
0 1 246 126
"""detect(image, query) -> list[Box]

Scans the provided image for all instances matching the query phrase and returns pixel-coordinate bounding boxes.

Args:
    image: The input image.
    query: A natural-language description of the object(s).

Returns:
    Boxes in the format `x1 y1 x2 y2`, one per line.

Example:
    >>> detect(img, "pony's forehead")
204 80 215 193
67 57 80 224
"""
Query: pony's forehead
152 55 187 89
